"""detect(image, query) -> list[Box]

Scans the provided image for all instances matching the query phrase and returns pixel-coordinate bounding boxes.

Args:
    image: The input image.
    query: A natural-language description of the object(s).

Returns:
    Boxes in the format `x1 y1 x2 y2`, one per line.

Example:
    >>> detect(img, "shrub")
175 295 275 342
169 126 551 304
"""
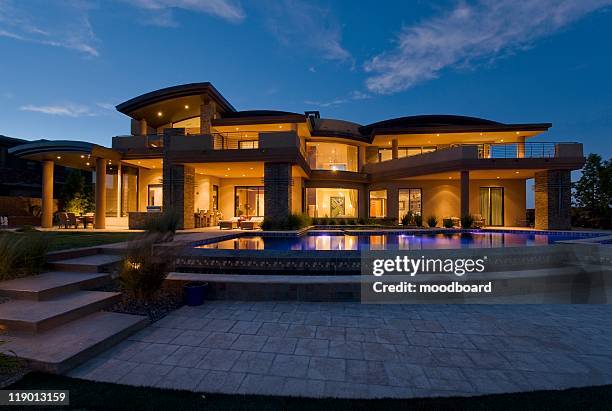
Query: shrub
461 214 475 229
338 218 346 225
426 216 438 228
144 210 180 242
442 218 454 228
0 233 48 281
357 217 366 225
401 211 414 226
347 218 357 225
261 214 310 230
119 234 172 300
414 214 423 227
65 193 92 215
311 217 320 225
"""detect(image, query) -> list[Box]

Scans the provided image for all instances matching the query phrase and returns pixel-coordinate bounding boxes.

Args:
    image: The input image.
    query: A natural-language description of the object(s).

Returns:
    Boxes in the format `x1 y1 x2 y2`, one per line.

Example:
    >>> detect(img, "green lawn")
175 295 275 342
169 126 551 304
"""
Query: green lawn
6 372 612 411
0 231 139 252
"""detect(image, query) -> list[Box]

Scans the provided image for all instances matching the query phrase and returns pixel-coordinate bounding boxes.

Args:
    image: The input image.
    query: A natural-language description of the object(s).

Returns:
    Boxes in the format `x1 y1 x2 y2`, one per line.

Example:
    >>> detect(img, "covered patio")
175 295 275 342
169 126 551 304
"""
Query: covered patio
8 140 123 229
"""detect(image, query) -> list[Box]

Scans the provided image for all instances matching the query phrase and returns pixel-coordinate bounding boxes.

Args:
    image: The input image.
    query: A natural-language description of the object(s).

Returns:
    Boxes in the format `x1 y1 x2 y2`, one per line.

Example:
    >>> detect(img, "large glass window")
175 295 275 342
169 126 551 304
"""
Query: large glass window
212 185 219 211
480 187 504 226
105 165 118 217
235 186 264 217
398 188 422 221
304 188 358 218
120 166 138 217
369 190 387 218
306 142 358 172
148 184 162 207
378 146 437 162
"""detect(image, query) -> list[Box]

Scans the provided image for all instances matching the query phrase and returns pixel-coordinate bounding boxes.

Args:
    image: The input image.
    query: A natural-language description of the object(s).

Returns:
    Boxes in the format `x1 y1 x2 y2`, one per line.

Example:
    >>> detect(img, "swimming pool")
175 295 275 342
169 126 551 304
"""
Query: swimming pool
197 231 598 251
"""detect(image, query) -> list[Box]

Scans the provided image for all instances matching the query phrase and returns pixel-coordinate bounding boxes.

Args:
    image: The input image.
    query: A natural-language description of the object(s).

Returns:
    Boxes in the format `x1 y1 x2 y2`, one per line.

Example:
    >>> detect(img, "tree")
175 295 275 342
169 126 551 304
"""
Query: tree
59 170 94 213
573 154 603 210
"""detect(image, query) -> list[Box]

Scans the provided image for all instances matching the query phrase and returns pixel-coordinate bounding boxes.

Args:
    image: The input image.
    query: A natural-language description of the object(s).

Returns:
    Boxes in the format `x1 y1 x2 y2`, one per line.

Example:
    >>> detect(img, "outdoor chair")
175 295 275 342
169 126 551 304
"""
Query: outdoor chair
57 212 69 229
240 216 264 230
66 213 79 229
473 214 486 228
219 217 240 230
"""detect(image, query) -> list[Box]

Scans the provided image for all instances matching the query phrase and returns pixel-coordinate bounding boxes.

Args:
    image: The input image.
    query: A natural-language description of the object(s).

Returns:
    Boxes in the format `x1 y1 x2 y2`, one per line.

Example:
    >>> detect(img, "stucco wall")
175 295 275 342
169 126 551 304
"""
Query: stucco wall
137 168 163 211
291 176 303 215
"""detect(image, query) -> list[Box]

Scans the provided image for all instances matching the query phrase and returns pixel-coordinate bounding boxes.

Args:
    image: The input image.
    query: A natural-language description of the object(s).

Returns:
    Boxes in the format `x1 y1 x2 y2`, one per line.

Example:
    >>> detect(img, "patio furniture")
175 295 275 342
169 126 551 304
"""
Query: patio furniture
57 212 69 229
66 213 79 229
219 217 240 230
240 216 264 230
473 214 486 228
450 216 461 228
78 213 94 228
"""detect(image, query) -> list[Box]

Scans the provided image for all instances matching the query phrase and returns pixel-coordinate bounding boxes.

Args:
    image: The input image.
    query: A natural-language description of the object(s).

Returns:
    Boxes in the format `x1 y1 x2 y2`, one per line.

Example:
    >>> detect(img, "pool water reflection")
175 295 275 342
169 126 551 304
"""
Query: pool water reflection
197 232 588 251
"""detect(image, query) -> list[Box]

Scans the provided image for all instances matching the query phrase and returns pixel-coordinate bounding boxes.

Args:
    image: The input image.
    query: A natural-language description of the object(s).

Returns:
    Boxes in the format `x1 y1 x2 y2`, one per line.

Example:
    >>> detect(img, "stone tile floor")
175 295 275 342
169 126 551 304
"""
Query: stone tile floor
69 301 612 398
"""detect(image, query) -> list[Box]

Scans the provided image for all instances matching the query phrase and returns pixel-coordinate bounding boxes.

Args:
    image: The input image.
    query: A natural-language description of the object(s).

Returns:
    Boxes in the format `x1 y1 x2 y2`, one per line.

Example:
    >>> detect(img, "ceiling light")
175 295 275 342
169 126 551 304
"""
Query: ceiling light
224 174 228 177
448 177 452 179
86 162 90 166
56 156 61 159
227 167 231 171
236 127 239 131
500 139 504 142
184 105 189 109
242 174 246 177
515 131 520 135
436 133 440 136
279 125 283 129
515 171 519 174
138 161 141 164
479 133 483 136
496 176 500 179
80 155 85 159
249 167 254 170
157 112 162 117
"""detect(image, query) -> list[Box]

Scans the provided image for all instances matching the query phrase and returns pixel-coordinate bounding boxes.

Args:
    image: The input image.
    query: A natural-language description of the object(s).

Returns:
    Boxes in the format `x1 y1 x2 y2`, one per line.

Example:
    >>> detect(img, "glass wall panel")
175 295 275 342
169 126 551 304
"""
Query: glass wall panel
121 166 138 217
105 165 118 217
369 190 387 218
148 184 162 207
235 186 264 217
480 187 504 226
306 142 358 172
304 188 358 218
378 146 437 162
398 188 422 221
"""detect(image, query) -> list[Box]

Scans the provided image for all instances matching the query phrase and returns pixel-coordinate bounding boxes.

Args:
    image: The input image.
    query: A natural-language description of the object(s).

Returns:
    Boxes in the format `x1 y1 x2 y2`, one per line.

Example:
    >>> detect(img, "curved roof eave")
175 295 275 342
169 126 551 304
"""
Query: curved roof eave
8 140 120 161
116 82 236 115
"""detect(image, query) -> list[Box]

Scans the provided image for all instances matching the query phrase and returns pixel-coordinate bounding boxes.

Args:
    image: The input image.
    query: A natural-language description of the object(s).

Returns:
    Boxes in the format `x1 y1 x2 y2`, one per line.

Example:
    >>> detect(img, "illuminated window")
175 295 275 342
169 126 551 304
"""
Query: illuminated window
369 190 387 218
304 188 358 218
306 142 358 172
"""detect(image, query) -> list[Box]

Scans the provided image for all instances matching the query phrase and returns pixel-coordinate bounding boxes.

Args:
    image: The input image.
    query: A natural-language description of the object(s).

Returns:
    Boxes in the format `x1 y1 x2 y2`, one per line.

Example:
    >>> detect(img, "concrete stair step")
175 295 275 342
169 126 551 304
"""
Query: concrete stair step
0 291 121 332
48 254 123 273
0 272 111 301
2 311 148 374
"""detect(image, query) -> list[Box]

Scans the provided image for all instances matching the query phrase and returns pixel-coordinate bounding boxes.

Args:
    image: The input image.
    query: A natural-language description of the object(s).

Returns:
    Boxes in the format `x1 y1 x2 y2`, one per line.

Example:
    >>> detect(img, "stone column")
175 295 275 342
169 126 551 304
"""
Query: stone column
264 163 292 220
41 160 54 228
392 139 399 160
95 158 106 229
358 185 368 220
140 119 148 136
460 170 470 218
200 97 216 135
535 170 571 230
162 162 195 230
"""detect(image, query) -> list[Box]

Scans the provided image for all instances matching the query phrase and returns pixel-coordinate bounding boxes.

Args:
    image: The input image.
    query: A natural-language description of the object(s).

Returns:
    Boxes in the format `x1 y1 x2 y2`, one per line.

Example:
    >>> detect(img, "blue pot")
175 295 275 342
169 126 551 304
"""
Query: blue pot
184 282 208 306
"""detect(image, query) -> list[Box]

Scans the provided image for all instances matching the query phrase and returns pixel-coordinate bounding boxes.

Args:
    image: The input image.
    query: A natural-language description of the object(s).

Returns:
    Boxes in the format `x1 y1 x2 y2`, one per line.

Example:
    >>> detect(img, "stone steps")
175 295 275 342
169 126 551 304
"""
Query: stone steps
2 311 148 374
0 291 122 332
0 272 111 301
48 254 123 273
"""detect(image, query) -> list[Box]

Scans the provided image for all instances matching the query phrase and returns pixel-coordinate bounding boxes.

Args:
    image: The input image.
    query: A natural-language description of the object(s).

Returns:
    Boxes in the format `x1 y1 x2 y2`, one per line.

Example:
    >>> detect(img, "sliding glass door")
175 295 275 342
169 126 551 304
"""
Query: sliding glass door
480 187 504 226
234 186 264 217
398 188 422 221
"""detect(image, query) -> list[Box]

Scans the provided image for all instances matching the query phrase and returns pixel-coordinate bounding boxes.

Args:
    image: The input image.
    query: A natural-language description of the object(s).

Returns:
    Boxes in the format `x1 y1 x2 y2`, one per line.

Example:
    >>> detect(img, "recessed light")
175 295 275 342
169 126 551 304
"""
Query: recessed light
515 171 519 174
448 176 452 179
235 127 239 131
515 131 520 135
500 139 504 142
157 112 162 117
80 155 85 158
227 167 231 171
56 156 61 159
249 167 253 170
138 161 141 164
242 174 246 177
436 133 440 136
184 105 189 109
224 174 228 177
279 125 282 129
496 176 500 179
479 133 483 136
86 162 90 166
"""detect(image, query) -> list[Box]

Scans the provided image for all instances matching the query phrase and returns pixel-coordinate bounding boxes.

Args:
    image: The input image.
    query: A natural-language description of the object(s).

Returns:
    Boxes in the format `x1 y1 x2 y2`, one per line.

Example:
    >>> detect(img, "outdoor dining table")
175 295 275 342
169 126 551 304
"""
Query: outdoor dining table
77 214 94 228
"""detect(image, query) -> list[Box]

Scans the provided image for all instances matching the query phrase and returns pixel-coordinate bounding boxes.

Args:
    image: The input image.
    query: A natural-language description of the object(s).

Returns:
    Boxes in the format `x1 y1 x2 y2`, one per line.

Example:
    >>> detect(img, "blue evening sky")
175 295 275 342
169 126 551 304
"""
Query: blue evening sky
1 1 611 206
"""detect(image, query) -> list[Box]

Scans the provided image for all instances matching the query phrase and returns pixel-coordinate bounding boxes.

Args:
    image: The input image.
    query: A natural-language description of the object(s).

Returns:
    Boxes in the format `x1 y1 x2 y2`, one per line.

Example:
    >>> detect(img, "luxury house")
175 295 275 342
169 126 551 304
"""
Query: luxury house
9 82 585 230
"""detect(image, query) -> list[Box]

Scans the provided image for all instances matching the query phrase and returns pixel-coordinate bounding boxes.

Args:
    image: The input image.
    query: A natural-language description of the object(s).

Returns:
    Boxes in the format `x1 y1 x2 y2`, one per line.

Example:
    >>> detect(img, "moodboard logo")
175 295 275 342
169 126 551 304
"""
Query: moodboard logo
371 255 488 277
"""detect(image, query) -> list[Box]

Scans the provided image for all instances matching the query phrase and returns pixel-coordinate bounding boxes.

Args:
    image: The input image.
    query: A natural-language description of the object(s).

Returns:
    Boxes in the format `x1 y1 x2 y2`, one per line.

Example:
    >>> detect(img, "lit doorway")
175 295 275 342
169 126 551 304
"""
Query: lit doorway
480 187 504 226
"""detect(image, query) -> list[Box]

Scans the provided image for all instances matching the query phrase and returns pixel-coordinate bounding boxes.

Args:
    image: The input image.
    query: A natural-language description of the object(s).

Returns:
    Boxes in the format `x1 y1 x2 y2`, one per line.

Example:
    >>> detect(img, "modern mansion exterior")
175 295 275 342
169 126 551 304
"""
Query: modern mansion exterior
9 83 585 230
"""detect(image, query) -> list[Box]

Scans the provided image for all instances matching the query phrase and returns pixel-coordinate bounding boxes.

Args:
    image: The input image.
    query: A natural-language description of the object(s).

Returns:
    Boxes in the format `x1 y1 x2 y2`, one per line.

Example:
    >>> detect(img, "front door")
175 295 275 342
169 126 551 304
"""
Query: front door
480 187 504 226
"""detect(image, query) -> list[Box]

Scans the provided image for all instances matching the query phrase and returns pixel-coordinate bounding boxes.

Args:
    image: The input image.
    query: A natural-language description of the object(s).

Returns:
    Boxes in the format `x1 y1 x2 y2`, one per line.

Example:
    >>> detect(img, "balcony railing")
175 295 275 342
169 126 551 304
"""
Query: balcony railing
211 132 259 150
475 142 559 159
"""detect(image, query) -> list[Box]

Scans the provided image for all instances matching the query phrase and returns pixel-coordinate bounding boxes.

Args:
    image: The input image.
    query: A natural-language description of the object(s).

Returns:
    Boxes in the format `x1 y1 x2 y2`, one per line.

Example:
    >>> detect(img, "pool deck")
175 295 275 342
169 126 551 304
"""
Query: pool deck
69 301 612 398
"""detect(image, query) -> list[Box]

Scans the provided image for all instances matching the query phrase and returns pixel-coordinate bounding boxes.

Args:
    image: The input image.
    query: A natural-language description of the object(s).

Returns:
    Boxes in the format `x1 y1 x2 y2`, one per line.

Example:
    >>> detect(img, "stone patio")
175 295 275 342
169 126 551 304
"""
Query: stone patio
69 301 612 398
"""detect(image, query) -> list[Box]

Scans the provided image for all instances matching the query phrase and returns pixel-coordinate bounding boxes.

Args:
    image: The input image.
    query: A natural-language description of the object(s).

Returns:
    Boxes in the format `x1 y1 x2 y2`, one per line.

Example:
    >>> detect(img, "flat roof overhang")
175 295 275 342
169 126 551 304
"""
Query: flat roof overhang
8 140 121 170
368 123 552 138
116 83 236 128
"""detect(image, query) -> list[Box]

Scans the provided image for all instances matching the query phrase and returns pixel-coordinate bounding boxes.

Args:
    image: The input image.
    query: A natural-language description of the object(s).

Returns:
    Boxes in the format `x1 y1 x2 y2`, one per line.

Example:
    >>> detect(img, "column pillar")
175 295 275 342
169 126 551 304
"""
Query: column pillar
163 162 195 230
264 163 292 220
358 146 366 171
200 96 216 135
534 170 571 230
95 158 106 229
517 136 525 158
387 186 399 222
460 170 470 218
139 119 148 136
392 139 399 160
41 160 54 228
